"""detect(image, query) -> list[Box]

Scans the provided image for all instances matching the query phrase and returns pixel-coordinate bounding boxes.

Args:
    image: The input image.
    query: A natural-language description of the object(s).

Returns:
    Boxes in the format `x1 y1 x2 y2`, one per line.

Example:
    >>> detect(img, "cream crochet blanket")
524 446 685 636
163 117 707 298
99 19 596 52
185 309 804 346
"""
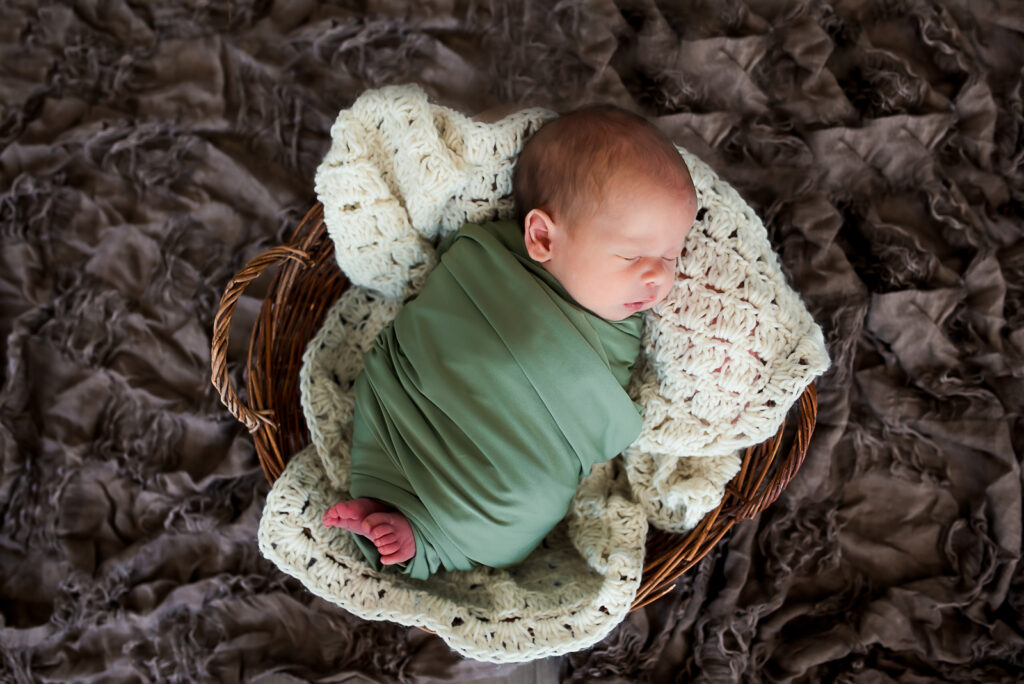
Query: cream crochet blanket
257 85 829 663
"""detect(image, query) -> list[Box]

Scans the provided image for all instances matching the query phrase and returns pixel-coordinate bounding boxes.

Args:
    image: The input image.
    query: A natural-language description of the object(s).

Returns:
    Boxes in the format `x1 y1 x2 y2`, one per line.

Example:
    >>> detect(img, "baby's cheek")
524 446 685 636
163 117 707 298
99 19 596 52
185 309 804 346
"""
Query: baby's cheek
655 277 674 303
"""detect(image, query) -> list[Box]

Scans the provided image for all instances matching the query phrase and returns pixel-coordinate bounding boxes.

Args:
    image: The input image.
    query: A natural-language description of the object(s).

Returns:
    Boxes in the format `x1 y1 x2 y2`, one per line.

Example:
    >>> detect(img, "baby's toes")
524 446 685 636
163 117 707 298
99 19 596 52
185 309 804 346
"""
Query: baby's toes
377 541 401 555
322 508 341 527
364 522 393 541
374 532 397 546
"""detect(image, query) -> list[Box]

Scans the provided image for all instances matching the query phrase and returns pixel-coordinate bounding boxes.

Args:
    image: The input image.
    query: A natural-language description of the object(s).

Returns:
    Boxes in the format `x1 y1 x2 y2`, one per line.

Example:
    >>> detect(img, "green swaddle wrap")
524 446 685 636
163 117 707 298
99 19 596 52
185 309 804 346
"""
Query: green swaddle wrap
348 220 644 579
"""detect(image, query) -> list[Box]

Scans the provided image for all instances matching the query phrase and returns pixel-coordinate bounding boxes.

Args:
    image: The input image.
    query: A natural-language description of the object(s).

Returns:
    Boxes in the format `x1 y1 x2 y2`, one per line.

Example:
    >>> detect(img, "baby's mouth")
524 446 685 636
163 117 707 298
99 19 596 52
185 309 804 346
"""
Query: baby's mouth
625 298 655 311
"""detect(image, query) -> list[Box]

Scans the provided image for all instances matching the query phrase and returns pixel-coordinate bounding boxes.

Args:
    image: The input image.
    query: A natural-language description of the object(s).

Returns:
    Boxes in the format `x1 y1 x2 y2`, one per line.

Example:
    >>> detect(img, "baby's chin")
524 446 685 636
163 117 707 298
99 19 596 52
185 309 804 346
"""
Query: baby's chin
579 302 633 322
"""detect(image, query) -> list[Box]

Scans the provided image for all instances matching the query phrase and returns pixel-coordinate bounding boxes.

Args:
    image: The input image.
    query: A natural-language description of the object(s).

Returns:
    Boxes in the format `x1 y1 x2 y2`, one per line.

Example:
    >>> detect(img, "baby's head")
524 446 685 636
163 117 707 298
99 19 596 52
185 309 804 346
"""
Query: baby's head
513 105 698 321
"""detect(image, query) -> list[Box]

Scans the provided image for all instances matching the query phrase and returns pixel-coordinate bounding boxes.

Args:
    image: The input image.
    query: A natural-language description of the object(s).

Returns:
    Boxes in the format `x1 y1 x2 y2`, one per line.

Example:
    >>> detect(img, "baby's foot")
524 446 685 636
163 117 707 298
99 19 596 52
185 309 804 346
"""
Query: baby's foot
362 511 417 565
322 498 390 534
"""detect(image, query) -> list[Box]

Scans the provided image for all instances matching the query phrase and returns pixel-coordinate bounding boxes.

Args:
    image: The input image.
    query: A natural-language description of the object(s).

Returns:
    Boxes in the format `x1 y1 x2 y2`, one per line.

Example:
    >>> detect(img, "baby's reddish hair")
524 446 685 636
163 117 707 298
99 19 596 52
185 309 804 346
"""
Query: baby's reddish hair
513 105 693 230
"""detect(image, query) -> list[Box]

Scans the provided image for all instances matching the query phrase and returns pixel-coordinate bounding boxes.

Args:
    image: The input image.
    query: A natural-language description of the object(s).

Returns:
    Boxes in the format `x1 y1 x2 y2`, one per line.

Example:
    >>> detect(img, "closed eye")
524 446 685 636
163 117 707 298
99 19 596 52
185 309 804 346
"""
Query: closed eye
619 255 677 264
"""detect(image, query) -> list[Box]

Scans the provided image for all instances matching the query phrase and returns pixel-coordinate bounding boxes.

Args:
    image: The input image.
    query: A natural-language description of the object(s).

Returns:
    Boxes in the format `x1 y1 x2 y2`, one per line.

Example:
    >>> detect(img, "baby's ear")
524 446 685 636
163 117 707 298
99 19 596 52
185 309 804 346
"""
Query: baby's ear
523 209 555 262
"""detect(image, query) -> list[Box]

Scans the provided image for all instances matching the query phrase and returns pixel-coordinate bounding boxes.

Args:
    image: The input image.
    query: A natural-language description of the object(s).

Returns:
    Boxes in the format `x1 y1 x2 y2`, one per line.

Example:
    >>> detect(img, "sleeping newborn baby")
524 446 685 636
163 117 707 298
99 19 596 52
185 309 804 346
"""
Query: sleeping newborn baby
322 105 698 579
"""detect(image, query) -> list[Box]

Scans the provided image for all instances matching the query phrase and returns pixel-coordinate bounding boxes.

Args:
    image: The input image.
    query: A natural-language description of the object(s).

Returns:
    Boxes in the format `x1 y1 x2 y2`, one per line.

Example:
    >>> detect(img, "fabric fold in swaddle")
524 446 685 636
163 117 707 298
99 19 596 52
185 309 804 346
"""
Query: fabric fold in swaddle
348 220 644 579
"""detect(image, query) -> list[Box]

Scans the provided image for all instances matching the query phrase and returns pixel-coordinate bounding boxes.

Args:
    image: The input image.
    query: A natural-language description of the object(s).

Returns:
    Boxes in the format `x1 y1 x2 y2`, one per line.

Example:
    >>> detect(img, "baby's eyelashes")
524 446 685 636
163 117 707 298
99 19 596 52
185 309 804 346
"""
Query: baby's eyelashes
617 255 677 263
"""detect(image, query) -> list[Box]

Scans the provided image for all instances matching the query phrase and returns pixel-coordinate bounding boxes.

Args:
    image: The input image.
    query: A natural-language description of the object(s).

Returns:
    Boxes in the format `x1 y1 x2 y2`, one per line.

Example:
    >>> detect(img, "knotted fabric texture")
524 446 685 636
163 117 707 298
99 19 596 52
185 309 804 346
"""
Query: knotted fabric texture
256 84 830 662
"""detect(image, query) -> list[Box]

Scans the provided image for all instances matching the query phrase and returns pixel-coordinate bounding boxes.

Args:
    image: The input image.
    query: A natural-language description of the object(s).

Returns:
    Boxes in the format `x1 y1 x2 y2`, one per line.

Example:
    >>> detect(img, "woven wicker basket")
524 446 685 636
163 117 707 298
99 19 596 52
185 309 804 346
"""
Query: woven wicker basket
211 202 819 611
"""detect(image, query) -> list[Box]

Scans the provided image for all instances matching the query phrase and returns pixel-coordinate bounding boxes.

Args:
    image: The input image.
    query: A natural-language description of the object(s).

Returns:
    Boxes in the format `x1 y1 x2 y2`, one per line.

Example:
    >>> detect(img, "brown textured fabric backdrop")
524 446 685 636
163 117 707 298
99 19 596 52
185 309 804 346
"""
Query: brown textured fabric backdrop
1 1 1022 681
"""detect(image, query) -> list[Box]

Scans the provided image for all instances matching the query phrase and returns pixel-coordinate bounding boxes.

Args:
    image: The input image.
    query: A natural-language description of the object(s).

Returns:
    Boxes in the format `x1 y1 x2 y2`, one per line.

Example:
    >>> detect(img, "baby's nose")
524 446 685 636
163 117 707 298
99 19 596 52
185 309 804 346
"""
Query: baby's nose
642 259 672 287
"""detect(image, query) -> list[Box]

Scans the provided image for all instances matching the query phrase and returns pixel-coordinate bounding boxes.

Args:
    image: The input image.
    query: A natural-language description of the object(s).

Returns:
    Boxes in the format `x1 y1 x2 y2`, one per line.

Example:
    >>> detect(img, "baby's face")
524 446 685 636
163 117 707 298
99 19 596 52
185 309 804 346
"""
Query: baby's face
541 183 697 321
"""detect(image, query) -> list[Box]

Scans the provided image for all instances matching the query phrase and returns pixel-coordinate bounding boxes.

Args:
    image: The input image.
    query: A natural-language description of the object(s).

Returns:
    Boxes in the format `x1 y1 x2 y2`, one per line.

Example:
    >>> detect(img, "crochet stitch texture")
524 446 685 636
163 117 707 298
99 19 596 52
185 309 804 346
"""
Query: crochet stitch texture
257 84 829 662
